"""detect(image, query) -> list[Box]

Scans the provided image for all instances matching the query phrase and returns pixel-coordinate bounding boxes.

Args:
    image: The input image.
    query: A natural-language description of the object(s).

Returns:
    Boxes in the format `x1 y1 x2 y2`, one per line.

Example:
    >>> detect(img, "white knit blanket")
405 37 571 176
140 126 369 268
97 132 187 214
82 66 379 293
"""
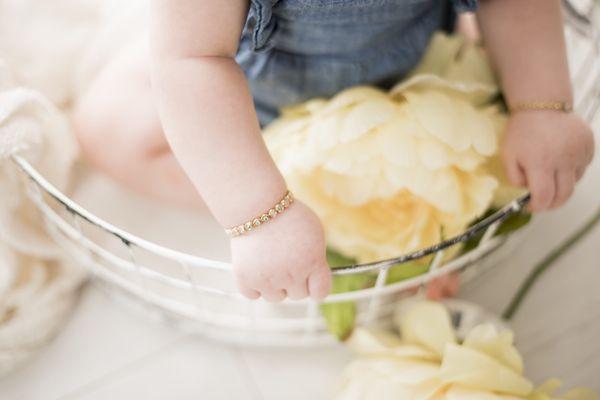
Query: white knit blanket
0 0 143 376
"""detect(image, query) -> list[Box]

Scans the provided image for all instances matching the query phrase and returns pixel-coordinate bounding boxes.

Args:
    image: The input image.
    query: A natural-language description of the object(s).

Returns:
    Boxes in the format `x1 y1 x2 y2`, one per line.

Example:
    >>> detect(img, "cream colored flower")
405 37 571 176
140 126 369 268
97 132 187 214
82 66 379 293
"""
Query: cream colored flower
264 33 516 262
334 302 596 400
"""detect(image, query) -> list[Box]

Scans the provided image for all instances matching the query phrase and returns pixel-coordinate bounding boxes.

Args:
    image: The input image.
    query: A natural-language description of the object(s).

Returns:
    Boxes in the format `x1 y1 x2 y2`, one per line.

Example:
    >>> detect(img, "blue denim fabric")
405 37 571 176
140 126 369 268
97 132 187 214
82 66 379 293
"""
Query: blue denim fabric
236 0 478 125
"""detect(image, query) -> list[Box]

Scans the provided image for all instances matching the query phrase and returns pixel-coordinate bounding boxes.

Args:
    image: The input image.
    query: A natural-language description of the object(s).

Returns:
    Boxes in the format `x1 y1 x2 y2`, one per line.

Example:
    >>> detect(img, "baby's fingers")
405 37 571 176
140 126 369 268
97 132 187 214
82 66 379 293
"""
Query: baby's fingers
286 280 309 300
526 167 555 212
308 265 332 300
502 153 526 187
261 288 287 303
575 164 587 181
551 170 575 208
238 285 261 300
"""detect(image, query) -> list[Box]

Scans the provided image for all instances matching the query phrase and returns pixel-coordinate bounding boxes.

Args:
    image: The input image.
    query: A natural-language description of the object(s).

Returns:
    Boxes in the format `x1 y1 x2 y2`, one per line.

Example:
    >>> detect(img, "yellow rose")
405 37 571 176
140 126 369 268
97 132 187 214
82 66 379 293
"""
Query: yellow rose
334 301 596 400
264 33 512 262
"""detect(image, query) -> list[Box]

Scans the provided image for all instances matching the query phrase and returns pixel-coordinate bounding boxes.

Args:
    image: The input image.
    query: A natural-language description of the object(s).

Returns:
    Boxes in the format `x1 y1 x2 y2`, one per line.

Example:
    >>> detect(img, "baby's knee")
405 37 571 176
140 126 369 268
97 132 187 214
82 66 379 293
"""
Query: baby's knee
71 95 147 175
72 96 168 180
71 94 113 168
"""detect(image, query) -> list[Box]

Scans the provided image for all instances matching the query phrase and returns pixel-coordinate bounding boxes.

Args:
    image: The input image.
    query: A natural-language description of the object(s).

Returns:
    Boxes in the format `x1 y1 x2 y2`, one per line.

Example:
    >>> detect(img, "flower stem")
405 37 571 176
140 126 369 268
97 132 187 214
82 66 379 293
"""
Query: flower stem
502 205 600 320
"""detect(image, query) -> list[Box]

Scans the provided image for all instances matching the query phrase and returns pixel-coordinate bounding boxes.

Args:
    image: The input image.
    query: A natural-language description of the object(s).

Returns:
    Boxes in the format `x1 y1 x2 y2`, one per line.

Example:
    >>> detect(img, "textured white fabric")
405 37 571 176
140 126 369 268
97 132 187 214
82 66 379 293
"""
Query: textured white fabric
0 0 151 375
0 0 112 376
0 73 87 376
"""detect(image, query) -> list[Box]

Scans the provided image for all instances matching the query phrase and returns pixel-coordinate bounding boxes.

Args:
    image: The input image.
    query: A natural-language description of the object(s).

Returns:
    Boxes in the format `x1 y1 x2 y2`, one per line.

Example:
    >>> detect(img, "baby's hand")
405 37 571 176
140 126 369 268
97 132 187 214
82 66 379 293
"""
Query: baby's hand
231 200 332 302
501 111 595 212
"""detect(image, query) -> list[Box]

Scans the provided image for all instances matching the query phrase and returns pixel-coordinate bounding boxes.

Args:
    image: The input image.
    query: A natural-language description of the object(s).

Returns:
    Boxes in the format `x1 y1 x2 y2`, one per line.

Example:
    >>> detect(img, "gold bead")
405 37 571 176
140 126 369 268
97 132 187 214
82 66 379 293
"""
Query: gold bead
260 214 269 222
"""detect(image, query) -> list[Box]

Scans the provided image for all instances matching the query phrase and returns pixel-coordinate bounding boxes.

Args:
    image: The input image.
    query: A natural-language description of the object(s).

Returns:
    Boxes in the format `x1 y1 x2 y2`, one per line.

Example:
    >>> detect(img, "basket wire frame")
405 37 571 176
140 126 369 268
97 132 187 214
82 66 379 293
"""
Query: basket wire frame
8 2 600 346
9 128 529 346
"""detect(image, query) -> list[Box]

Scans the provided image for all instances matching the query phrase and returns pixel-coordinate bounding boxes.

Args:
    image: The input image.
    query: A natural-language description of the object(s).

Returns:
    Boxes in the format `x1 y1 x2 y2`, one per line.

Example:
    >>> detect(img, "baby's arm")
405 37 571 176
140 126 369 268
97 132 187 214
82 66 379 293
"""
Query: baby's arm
477 0 595 211
150 0 331 301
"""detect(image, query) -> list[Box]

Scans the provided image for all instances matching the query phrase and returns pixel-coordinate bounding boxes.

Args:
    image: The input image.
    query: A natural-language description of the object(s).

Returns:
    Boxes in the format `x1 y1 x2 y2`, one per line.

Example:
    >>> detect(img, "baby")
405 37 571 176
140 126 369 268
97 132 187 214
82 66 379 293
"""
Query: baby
73 0 594 302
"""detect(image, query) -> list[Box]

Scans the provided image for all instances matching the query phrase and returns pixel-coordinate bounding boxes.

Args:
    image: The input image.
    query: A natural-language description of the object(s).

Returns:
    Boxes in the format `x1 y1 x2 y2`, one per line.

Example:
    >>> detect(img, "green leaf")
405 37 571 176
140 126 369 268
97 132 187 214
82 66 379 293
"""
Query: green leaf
326 248 357 268
321 273 376 340
322 249 375 340
386 262 430 284
320 301 357 341
496 211 532 236
322 250 434 340
462 209 532 253
320 206 531 341
330 273 375 293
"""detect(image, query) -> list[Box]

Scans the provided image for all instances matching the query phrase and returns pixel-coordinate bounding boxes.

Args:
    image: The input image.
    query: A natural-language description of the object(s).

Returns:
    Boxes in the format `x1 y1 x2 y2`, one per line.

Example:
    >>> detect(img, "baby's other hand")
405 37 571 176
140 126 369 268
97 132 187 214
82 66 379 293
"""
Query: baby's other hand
230 200 331 302
501 111 595 212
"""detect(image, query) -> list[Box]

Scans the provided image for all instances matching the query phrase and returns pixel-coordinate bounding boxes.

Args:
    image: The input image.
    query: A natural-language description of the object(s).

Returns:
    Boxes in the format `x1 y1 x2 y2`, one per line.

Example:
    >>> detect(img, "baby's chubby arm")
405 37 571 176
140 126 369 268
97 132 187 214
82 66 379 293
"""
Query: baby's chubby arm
150 0 331 301
477 0 595 211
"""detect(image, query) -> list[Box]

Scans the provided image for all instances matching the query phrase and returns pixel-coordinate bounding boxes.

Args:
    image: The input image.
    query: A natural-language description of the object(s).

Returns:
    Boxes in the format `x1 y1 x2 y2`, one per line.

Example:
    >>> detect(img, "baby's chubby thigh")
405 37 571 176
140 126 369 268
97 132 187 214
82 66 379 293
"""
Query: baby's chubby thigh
72 38 166 177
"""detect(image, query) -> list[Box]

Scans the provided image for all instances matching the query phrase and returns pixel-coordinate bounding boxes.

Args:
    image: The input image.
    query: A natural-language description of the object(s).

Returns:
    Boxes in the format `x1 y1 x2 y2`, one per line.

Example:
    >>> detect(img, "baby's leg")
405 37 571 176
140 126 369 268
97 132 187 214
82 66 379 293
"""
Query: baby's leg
72 40 204 209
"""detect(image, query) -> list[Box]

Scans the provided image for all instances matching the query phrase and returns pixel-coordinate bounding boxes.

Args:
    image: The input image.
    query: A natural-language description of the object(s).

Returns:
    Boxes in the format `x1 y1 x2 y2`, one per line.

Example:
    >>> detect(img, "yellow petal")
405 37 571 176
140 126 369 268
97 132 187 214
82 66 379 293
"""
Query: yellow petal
322 86 390 115
395 301 457 357
392 32 500 106
339 99 396 143
348 328 440 362
462 324 524 374
376 119 421 167
531 380 598 400
417 139 452 170
336 373 442 400
307 109 349 149
363 358 440 384
440 343 533 396
349 328 403 354
445 44 498 89
388 345 442 362
392 73 499 106
409 32 466 77
316 170 379 206
280 98 327 117
445 386 525 400
404 91 471 152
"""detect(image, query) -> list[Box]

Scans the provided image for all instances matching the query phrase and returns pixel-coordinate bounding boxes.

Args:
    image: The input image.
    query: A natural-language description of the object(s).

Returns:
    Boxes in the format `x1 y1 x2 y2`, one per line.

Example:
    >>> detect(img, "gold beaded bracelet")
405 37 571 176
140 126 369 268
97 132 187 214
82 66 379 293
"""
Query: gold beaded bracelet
510 101 573 113
225 190 294 237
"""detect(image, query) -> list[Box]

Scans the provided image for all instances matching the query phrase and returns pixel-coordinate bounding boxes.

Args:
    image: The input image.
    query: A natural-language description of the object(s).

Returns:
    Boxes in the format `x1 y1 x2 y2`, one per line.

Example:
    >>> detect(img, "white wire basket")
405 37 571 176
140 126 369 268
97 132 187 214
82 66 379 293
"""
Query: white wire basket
8 1 600 347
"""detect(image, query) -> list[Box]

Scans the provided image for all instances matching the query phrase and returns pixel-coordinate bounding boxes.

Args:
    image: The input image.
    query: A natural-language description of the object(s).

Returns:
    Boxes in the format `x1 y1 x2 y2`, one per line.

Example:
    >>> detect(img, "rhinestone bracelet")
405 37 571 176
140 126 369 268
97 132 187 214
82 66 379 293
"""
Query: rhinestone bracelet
510 101 573 113
225 190 294 237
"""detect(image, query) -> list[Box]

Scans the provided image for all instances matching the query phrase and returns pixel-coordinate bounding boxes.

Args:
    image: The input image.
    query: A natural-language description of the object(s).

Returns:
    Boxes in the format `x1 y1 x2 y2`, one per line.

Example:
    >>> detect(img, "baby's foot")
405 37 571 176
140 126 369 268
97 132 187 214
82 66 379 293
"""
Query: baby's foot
426 273 460 300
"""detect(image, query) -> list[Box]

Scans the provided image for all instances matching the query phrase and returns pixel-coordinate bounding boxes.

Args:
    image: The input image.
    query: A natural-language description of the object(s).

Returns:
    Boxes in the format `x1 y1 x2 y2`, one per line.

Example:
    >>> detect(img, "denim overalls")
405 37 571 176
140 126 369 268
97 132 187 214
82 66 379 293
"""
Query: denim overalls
236 0 479 125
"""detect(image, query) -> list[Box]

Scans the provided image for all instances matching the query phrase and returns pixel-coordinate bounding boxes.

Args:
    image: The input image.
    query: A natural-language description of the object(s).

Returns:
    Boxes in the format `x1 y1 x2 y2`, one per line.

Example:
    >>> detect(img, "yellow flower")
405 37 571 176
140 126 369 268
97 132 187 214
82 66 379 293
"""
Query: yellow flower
264 33 515 262
334 301 596 400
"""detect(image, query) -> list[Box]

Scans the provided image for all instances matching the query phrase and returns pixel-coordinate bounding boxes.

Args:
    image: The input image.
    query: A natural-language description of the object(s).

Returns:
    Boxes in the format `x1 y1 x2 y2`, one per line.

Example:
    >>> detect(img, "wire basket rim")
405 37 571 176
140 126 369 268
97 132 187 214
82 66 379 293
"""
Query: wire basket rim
11 154 531 275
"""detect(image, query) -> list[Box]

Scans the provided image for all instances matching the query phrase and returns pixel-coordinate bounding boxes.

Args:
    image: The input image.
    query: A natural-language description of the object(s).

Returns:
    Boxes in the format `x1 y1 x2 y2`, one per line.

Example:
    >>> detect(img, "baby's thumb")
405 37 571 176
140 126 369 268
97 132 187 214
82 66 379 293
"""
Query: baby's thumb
308 265 332 300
